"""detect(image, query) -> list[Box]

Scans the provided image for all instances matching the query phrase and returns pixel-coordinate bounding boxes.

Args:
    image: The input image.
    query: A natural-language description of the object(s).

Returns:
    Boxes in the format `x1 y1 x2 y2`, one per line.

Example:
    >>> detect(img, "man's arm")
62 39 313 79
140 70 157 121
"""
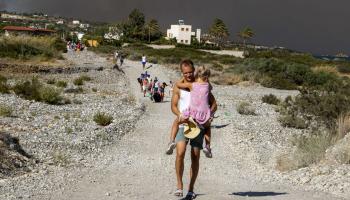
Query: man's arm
171 85 181 116
176 81 192 91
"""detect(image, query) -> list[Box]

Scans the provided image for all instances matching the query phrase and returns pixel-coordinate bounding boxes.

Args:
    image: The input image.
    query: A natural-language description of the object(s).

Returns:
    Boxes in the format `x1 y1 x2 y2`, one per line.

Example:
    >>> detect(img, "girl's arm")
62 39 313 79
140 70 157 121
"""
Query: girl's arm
176 78 192 91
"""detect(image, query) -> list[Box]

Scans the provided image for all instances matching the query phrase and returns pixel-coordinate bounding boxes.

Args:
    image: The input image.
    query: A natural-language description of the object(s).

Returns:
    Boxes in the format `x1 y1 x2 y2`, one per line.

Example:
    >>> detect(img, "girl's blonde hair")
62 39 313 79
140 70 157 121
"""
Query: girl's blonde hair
195 66 211 80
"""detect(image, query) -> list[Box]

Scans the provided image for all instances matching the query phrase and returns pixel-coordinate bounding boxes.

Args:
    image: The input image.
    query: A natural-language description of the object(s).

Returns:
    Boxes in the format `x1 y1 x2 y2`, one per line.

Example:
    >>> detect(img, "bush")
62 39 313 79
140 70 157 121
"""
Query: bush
93 112 113 126
74 75 92 86
56 80 67 88
39 86 64 105
0 104 13 117
0 74 10 94
73 77 84 86
0 36 65 60
337 65 350 74
211 62 224 71
237 101 256 115
291 131 334 169
278 114 308 129
13 77 66 105
64 87 83 94
79 75 92 81
13 77 42 101
262 94 280 105
47 78 56 84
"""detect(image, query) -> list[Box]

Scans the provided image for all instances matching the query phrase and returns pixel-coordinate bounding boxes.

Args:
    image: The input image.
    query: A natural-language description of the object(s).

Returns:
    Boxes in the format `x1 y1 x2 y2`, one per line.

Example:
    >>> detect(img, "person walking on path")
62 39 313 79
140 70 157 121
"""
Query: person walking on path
167 66 215 158
141 54 147 70
170 59 217 199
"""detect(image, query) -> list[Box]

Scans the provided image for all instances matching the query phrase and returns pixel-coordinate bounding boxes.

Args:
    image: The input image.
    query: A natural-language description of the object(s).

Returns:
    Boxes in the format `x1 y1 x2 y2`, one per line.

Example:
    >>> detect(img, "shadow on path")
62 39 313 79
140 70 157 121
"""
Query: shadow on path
211 124 230 129
230 191 287 197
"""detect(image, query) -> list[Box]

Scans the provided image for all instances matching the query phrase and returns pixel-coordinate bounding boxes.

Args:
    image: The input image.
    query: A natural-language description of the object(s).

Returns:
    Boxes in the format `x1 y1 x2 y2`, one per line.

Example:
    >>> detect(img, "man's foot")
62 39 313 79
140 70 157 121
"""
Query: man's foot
203 145 212 158
165 141 176 155
185 191 197 199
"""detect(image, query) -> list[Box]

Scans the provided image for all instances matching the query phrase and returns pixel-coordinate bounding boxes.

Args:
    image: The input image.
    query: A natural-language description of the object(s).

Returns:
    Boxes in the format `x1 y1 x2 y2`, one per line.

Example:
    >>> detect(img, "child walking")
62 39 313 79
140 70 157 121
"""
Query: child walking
166 66 214 158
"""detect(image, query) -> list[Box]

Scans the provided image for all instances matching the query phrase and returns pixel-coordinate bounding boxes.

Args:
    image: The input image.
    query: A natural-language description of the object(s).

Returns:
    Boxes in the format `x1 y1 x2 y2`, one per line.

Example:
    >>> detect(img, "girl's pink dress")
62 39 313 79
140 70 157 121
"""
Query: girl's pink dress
183 82 211 124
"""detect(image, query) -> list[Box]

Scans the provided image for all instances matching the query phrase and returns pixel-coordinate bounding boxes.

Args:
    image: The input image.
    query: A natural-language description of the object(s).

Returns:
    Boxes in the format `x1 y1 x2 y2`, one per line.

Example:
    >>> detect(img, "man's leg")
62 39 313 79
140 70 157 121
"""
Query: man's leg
175 141 186 190
189 147 200 192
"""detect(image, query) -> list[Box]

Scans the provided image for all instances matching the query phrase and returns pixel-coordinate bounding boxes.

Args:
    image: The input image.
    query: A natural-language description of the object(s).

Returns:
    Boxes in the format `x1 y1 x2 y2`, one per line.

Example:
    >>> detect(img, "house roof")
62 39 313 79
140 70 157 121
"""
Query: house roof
2 26 56 33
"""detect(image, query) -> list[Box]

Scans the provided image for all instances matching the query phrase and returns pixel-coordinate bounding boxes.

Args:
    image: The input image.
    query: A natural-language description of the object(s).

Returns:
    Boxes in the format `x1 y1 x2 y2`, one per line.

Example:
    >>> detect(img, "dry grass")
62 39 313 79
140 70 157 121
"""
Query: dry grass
276 131 335 171
212 74 242 85
237 101 256 115
336 113 350 140
312 65 339 75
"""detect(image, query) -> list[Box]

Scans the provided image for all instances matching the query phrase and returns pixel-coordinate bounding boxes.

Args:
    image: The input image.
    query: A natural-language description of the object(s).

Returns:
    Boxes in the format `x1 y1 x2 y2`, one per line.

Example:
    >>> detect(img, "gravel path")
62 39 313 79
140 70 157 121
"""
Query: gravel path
1 51 348 200
48 59 345 200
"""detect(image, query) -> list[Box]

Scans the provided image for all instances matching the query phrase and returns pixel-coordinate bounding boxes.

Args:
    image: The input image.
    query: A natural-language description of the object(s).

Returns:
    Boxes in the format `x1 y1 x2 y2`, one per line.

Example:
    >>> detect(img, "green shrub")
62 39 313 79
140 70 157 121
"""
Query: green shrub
211 62 224 71
237 101 256 115
13 77 42 101
72 99 82 104
92 88 97 92
0 74 10 94
64 87 83 94
262 94 280 105
73 77 84 86
337 65 350 74
56 80 67 88
47 78 56 84
0 36 65 60
278 114 308 129
259 75 297 90
39 86 64 105
93 112 113 126
0 104 12 117
73 75 91 86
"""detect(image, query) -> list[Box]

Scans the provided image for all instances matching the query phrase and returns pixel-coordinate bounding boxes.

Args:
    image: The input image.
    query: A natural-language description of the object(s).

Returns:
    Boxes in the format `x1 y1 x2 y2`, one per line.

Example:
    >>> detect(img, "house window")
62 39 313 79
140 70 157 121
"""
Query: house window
181 40 184 43
181 28 184 31
185 40 188 43
186 28 189 31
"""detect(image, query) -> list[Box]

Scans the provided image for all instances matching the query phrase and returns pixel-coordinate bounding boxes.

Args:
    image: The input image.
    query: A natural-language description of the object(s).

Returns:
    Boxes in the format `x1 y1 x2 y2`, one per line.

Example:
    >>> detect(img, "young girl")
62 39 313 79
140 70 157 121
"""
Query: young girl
166 66 214 158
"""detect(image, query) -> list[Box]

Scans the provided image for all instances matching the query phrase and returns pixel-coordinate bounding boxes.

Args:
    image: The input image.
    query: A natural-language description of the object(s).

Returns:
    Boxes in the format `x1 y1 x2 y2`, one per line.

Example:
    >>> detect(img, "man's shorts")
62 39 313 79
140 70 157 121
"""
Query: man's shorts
175 126 204 149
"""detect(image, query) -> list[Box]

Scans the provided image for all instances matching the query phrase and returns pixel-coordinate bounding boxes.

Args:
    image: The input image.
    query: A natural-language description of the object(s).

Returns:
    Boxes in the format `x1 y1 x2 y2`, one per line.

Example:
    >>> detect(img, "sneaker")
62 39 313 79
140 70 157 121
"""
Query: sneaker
165 141 176 155
185 191 197 199
203 146 212 158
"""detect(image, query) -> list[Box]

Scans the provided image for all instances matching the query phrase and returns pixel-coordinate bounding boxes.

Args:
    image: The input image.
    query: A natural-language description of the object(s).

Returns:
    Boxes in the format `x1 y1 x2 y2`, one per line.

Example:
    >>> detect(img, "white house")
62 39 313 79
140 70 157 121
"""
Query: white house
166 20 201 45
72 20 80 25
79 23 90 29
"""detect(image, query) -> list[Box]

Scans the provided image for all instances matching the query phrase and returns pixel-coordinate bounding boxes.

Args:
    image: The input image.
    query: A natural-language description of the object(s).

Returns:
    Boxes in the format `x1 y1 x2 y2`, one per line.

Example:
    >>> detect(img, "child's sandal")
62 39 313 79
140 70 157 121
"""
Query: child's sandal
174 189 183 197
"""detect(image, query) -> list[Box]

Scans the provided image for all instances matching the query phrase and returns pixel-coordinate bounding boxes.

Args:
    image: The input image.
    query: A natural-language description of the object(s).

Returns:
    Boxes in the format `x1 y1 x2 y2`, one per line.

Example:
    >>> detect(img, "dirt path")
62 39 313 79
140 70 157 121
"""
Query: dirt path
50 60 344 200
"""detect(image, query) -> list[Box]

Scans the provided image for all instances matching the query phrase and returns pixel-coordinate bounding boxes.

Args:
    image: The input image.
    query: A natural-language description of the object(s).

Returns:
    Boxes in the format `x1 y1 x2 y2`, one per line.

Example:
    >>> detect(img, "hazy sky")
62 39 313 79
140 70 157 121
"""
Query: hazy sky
1 0 349 55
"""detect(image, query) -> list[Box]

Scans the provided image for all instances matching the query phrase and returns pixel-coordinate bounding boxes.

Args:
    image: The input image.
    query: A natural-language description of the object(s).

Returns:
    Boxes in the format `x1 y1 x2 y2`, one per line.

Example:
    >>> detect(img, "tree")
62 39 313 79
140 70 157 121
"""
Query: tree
208 18 229 46
122 9 145 40
144 19 162 42
238 27 255 48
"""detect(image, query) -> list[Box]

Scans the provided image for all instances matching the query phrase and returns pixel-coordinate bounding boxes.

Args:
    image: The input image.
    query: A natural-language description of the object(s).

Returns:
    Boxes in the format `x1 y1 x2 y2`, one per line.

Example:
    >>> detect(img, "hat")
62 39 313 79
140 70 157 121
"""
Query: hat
183 117 201 139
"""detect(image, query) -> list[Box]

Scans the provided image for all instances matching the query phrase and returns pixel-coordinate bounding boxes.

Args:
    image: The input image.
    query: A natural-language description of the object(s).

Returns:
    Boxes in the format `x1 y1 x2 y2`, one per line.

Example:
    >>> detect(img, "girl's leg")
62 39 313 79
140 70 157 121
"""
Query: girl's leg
166 118 181 155
204 122 211 147
170 118 180 142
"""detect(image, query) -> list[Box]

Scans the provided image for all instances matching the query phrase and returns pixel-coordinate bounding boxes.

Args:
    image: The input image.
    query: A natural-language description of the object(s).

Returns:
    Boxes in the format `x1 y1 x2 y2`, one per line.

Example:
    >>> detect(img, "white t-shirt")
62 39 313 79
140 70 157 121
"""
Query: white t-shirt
142 56 146 62
178 89 191 128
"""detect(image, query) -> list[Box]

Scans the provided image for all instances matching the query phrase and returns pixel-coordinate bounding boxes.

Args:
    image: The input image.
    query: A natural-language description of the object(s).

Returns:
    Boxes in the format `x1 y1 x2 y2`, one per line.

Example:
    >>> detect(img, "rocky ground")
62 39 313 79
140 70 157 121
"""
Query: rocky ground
0 50 349 200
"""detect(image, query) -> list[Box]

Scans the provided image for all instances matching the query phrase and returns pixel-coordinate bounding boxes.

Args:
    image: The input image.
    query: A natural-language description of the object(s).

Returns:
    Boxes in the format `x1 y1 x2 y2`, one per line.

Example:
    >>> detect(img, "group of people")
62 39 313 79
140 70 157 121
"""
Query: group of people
137 71 172 102
67 41 85 52
166 59 217 199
